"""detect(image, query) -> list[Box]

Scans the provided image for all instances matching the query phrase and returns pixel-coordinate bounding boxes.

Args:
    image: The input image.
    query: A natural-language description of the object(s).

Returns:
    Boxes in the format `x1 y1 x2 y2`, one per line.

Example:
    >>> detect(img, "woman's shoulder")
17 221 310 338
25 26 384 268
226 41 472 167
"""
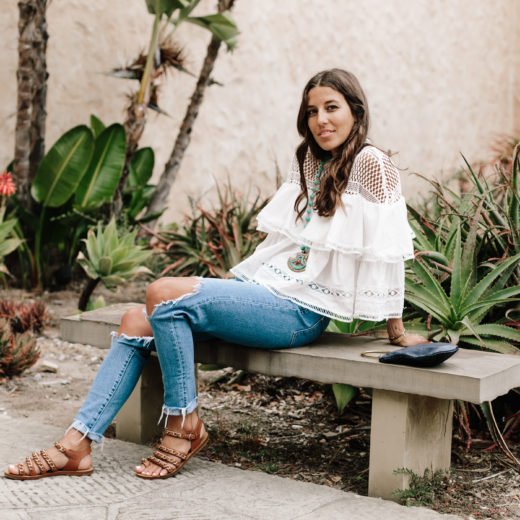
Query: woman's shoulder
354 144 387 163
352 145 398 175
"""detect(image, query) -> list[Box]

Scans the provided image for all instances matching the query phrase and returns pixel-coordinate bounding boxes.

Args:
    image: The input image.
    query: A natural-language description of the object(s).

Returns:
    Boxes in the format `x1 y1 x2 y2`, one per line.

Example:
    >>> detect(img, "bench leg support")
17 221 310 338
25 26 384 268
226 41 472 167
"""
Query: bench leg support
115 356 164 444
368 389 453 500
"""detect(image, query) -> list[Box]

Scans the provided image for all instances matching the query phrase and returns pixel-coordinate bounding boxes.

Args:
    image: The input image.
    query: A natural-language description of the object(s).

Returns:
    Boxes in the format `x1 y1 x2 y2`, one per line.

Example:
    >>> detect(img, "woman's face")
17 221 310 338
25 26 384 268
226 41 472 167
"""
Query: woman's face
306 86 355 155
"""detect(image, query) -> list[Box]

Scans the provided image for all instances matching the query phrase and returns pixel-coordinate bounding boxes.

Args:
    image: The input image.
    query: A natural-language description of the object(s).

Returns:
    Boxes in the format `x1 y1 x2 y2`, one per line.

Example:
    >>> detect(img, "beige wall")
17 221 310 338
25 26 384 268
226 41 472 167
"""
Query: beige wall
1 0 519 221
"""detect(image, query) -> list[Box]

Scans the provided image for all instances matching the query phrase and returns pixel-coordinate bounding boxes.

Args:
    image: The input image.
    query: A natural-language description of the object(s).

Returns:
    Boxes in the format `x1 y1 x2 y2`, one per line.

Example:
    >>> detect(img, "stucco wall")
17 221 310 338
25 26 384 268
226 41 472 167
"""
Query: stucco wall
1 0 519 221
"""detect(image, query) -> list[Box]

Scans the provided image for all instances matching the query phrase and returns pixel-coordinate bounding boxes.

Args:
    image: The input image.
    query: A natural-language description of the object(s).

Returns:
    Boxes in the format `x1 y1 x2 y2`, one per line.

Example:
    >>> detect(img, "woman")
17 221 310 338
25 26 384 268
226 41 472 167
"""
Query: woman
5 68 425 480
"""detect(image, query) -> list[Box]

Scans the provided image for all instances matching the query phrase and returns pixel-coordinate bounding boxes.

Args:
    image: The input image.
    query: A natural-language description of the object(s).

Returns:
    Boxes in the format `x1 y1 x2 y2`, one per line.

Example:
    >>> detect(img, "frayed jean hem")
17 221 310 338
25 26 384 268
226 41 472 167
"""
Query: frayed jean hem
158 396 198 427
68 420 104 444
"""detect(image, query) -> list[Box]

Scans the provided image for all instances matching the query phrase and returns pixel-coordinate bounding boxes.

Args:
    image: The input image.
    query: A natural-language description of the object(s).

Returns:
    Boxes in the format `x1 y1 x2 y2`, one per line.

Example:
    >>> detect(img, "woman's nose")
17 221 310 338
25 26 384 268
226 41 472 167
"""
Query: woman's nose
317 109 328 125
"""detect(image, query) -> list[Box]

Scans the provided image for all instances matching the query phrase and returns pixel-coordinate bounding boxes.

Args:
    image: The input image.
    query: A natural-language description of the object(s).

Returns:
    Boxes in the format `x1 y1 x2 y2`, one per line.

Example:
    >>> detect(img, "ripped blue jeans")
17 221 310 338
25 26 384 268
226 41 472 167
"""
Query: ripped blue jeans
71 278 330 442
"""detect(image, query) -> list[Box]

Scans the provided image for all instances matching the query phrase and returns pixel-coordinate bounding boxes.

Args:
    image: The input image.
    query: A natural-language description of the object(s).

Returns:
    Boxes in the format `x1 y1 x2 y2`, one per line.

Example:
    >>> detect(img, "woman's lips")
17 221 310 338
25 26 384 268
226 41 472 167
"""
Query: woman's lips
318 129 335 137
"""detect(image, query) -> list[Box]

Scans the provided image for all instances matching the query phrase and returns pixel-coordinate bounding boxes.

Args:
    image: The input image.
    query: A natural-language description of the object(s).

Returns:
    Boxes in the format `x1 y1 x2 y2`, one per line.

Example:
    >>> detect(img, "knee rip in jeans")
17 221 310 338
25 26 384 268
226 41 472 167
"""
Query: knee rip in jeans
145 276 203 319
110 331 154 349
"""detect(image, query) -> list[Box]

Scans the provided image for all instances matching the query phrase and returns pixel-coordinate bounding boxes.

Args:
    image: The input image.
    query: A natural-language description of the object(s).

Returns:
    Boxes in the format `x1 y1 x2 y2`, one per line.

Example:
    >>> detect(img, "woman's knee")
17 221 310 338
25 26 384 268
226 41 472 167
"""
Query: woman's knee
118 306 152 336
145 277 200 316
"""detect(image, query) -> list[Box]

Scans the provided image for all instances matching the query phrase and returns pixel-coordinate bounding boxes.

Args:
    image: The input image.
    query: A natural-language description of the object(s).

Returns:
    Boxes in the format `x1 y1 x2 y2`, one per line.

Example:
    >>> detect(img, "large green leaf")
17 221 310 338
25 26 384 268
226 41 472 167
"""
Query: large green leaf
0 237 23 257
464 323 520 342
332 384 357 415
90 114 106 138
187 12 239 50
75 124 126 209
403 291 448 323
146 0 189 16
464 252 520 306
407 260 452 315
31 126 94 207
462 336 519 354
129 147 155 186
449 226 464 308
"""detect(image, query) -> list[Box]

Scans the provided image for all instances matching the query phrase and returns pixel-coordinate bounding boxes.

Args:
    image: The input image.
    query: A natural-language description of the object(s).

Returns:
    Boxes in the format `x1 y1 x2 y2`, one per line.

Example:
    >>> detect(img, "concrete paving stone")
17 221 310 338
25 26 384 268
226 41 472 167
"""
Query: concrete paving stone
0 415 462 520
26 507 109 520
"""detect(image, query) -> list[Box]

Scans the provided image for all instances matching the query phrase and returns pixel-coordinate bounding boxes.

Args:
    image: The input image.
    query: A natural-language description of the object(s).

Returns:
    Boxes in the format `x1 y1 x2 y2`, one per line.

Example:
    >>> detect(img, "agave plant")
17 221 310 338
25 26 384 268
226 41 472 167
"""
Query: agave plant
154 182 268 278
77 218 153 310
405 218 520 352
409 145 519 286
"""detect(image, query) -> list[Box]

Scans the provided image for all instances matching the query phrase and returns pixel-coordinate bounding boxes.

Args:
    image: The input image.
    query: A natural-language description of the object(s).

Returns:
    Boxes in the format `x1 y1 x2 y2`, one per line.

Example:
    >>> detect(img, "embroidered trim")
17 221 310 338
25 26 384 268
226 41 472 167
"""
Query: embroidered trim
236 271 402 322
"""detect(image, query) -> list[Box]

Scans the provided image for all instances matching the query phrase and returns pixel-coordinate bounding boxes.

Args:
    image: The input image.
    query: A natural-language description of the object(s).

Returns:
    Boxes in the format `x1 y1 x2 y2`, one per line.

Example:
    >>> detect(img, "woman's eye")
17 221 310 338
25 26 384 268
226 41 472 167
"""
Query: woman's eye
307 109 317 117
327 105 338 111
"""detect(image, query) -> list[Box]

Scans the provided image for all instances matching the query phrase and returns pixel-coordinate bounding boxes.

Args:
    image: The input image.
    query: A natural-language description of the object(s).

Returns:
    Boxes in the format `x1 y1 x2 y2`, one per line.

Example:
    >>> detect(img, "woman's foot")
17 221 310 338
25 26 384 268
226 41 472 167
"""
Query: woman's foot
4 428 93 480
389 331 429 347
135 412 208 479
387 318 428 348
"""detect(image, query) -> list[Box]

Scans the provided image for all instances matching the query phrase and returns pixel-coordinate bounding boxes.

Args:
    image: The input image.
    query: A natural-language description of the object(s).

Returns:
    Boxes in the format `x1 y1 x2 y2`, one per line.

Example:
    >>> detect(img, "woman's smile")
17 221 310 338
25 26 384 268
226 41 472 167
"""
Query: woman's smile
307 85 355 154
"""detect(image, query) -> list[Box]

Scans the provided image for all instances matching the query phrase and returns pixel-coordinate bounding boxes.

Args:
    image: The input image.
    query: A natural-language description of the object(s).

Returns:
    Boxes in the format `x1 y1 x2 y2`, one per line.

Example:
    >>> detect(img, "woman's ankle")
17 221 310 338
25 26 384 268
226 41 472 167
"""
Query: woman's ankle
166 411 199 432
62 428 92 449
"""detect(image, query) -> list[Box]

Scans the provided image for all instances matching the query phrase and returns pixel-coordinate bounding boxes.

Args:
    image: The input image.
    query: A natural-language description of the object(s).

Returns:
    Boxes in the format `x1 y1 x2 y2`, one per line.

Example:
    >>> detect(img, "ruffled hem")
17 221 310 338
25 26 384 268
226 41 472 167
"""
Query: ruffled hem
231 267 404 323
256 182 415 262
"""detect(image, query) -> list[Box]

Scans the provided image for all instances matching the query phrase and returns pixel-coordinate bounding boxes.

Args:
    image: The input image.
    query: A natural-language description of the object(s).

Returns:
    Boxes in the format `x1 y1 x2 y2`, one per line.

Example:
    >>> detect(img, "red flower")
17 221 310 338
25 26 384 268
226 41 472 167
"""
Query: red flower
0 172 16 197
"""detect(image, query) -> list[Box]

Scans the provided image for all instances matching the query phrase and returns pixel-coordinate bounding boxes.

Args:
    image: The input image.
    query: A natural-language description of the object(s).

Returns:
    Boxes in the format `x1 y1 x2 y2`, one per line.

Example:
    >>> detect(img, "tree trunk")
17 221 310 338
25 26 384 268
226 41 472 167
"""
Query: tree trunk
78 277 101 311
112 101 147 216
13 0 48 209
144 0 235 224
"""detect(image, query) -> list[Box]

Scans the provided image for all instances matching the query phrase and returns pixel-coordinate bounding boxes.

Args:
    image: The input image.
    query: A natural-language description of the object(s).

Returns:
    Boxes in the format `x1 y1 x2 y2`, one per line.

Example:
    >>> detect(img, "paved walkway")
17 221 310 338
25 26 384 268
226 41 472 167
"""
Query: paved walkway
0 415 462 520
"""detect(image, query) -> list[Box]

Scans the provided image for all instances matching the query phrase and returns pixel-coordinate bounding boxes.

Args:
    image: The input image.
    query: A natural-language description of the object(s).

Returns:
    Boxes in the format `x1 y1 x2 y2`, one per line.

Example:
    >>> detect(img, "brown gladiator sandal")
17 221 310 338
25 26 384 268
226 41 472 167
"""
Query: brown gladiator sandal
4 441 93 480
136 418 208 480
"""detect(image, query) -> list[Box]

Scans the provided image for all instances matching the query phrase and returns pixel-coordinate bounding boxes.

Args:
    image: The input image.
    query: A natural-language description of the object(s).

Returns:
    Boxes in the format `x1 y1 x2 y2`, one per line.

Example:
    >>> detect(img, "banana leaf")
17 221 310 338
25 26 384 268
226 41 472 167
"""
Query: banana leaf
31 126 94 208
75 124 126 209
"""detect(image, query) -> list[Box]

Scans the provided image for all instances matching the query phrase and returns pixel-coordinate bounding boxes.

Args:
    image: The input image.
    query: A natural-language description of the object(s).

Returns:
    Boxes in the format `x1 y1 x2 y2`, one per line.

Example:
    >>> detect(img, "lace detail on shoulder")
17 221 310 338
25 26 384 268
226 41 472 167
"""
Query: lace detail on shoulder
287 150 320 185
346 147 402 204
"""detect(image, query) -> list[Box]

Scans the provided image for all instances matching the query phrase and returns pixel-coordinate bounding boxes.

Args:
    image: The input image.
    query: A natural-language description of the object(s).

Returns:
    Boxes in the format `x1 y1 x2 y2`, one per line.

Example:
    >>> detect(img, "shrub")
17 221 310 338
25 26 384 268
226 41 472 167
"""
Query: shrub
0 300 48 334
0 318 40 379
153 182 269 279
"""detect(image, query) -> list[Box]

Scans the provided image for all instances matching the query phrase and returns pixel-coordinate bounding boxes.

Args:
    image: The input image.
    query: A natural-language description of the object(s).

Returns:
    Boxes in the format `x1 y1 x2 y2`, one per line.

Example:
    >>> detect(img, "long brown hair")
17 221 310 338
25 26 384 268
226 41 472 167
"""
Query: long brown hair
294 69 369 220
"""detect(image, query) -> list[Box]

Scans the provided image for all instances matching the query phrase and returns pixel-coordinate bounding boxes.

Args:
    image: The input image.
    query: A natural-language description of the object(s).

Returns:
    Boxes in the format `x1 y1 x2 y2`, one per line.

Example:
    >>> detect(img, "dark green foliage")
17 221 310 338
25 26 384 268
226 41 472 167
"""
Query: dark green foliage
406 146 520 352
154 183 269 278
8 116 156 289
392 468 449 507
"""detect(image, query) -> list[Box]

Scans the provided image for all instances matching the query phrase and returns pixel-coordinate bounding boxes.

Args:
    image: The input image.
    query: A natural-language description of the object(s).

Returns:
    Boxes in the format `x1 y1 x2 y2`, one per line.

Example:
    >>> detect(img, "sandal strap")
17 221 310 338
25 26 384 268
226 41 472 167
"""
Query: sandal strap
31 452 46 474
53 441 91 471
16 463 25 476
164 418 203 441
164 429 197 441
39 449 57 472
25 456 35 476
154 450 181 466
389 330 406 344
156 443 188 461
147 455 175 472
54 442 67 454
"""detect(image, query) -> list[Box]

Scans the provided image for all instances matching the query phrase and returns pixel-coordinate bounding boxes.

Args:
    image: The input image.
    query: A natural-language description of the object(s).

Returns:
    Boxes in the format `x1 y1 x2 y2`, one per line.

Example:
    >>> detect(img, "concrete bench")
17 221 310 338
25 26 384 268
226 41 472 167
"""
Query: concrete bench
60 303 520 500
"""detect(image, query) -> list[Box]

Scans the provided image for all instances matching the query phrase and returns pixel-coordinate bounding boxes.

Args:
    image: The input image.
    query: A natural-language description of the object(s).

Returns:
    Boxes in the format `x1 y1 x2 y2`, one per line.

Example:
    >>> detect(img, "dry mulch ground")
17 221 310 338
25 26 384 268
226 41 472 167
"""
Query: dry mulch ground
0 286 519 519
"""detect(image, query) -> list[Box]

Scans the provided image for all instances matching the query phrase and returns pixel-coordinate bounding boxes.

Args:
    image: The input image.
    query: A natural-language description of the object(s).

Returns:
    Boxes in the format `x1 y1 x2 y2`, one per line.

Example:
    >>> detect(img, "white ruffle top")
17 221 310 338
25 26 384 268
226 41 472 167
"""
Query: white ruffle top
231 145 415 322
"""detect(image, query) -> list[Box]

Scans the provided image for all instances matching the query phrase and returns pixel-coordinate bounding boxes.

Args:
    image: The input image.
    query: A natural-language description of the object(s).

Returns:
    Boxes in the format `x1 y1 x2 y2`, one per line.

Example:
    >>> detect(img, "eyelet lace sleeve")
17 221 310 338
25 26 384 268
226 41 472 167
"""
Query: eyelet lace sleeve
347 147 402 204
287 151 320 186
